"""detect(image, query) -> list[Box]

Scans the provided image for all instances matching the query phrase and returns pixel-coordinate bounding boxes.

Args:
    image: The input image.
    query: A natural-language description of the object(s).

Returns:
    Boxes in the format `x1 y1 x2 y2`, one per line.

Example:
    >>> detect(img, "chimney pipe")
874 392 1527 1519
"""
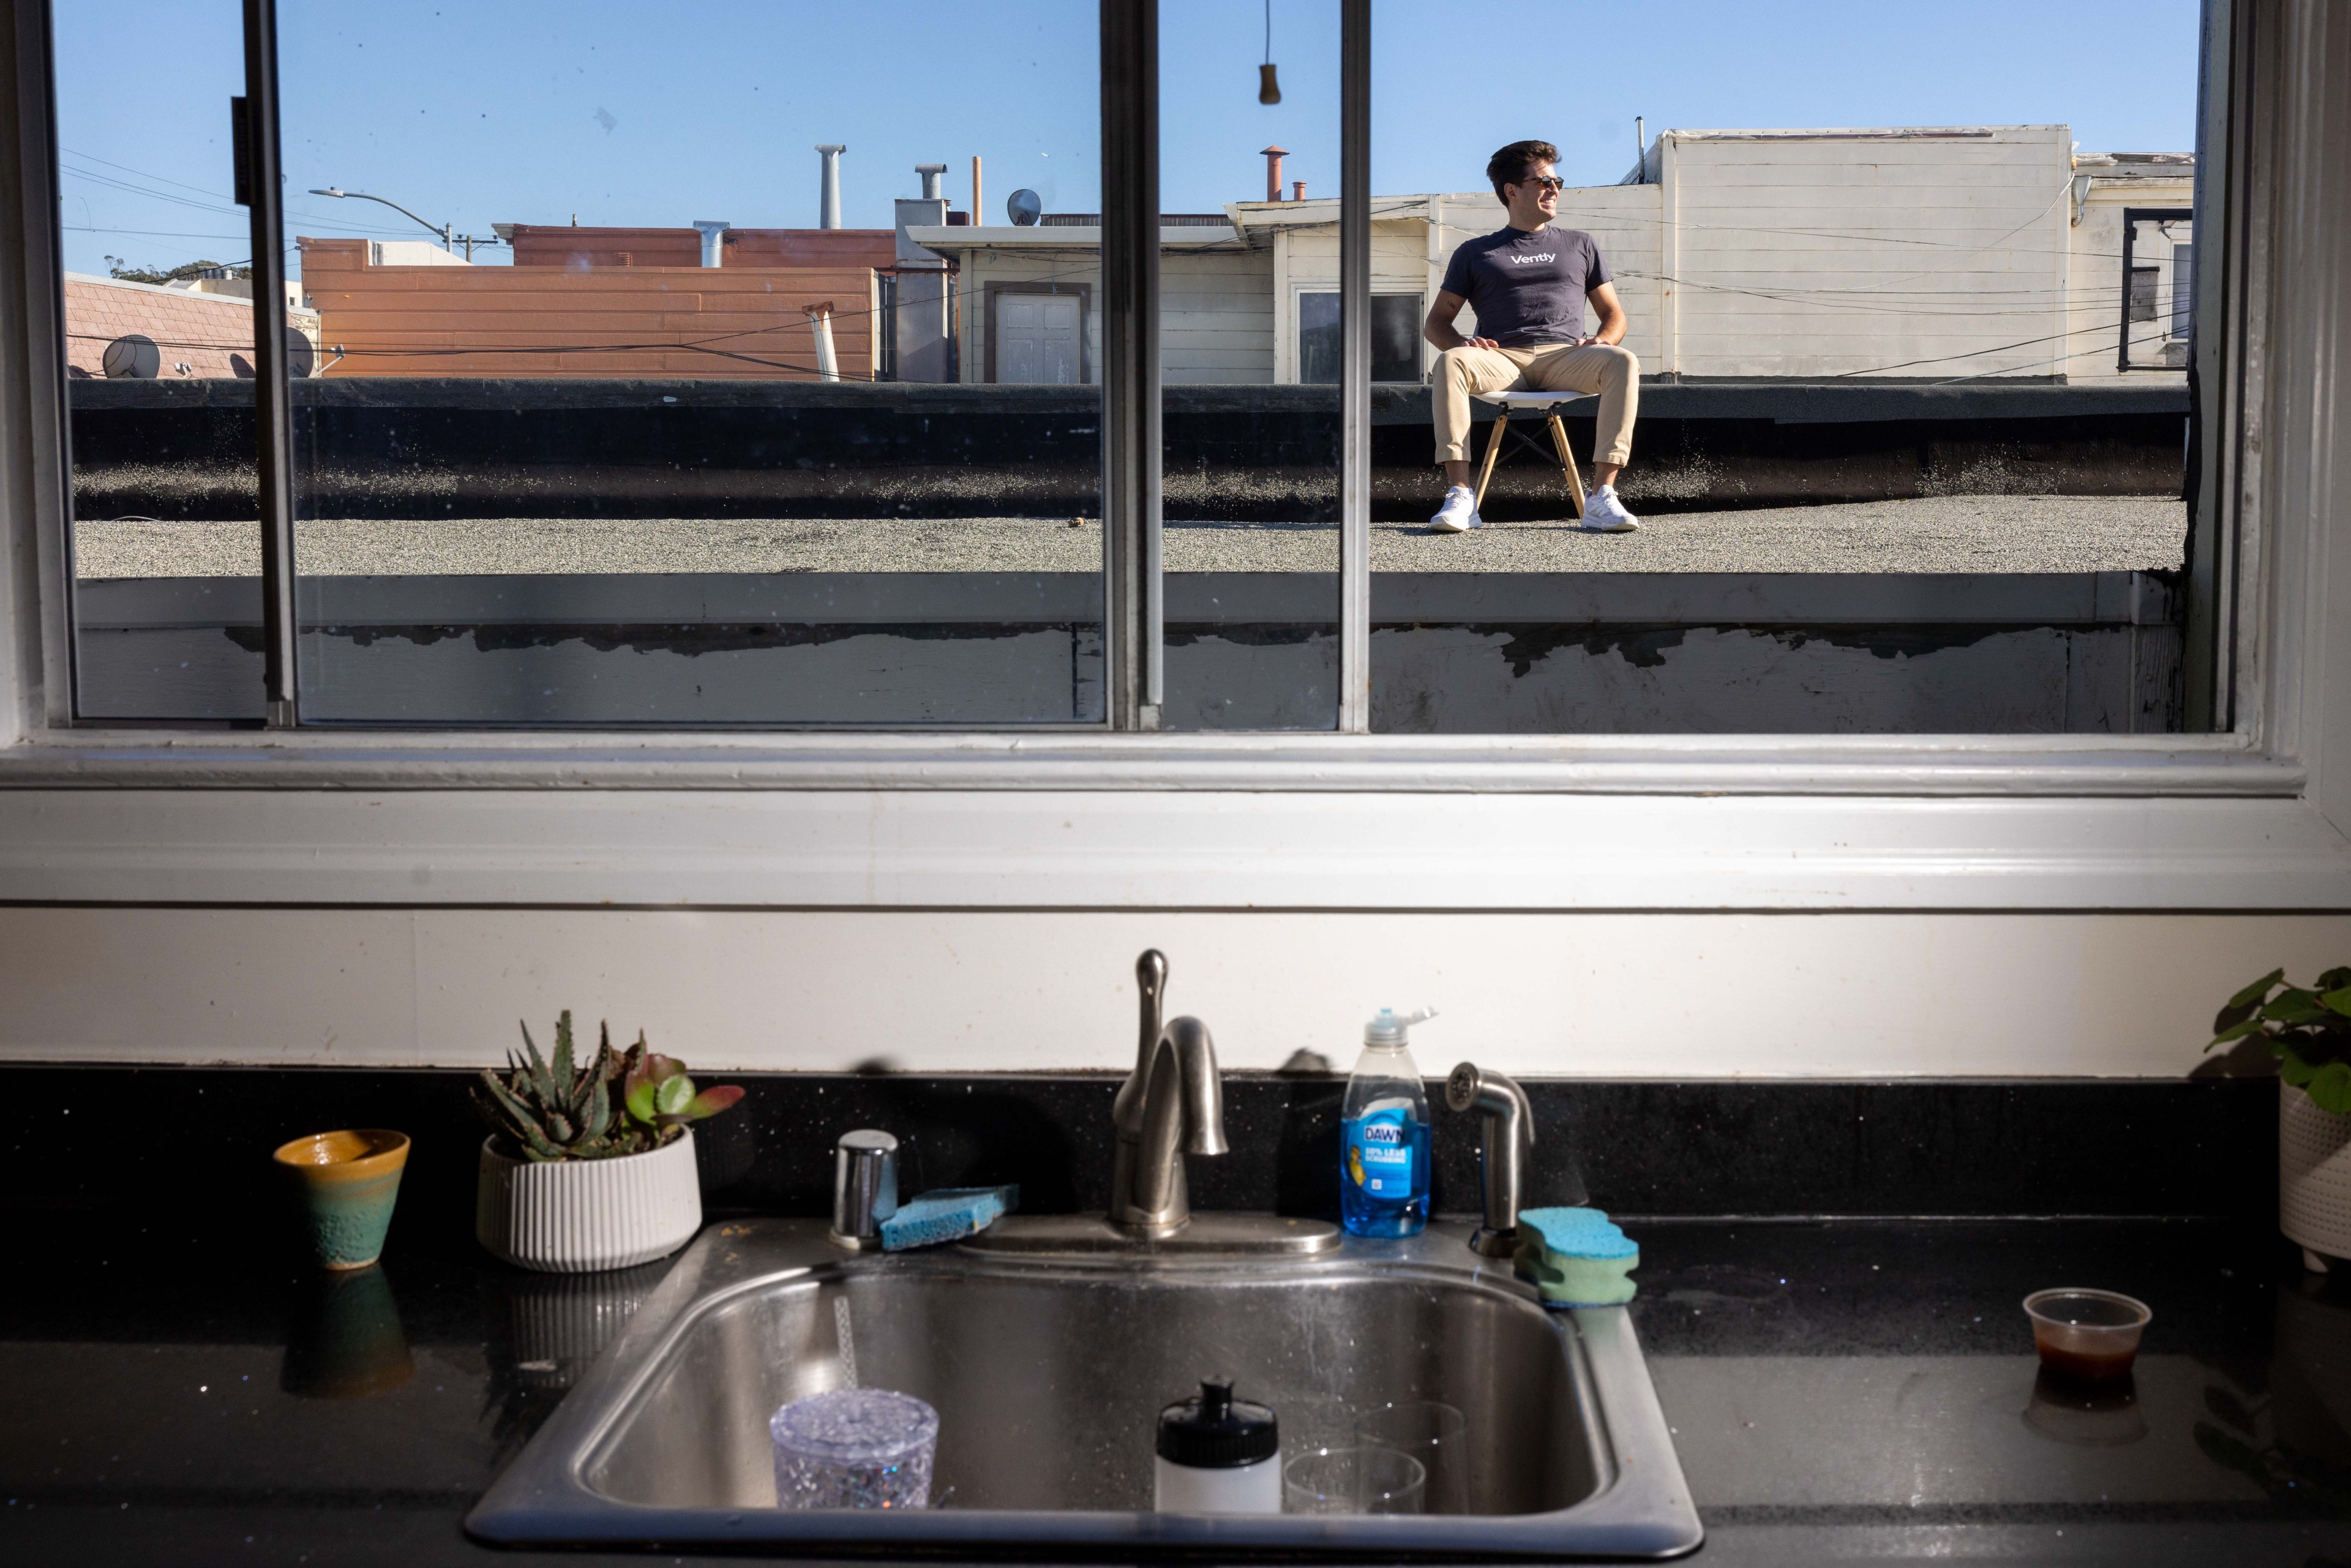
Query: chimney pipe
1261 144 1288 203
805 301 840 383
1291 180 1305 202
915 163 947 201
816 144 846 228
972 155 983 230
692 220 729 268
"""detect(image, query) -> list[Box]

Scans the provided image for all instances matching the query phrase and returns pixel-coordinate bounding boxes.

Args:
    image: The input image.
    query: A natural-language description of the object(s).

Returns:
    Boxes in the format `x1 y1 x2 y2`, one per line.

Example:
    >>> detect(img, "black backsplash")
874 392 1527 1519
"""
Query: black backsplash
0 1065 2276 1232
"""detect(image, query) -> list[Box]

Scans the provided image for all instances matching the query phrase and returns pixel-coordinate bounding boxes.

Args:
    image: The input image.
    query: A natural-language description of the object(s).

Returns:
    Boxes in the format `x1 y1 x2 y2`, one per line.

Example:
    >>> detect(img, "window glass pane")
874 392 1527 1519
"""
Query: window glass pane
1371 1 2200 735
1158 0 1340 730
1298 294 1418 384
277 1 1102 726
57 0 266 720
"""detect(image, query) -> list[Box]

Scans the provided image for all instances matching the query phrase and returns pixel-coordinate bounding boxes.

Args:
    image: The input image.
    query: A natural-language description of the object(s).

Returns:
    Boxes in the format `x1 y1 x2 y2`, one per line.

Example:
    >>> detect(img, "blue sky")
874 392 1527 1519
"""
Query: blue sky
55 1 2199 279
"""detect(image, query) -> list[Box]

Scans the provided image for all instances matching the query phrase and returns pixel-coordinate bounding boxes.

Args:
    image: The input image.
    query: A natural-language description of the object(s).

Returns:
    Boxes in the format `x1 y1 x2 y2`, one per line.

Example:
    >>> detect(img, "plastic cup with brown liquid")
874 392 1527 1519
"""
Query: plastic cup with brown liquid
2022 1288 2152 1382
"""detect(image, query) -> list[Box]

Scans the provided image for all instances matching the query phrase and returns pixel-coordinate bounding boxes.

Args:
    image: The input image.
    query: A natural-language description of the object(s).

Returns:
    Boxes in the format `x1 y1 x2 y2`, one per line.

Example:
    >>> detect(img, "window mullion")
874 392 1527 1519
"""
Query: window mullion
1338 0 1371 733
1100 0 1160 730
238 0 298 728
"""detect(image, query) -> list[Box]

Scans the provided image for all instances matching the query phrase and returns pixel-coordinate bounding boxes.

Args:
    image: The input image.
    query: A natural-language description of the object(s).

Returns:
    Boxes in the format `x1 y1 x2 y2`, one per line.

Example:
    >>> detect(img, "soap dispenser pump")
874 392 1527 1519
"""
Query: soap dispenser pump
1341 1007 1436 1237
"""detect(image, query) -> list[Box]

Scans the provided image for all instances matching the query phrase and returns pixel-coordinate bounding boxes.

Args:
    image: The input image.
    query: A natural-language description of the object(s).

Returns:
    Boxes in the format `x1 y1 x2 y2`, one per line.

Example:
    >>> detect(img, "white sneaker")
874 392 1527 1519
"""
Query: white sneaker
1429 485 1480 533
1580 486 1640 532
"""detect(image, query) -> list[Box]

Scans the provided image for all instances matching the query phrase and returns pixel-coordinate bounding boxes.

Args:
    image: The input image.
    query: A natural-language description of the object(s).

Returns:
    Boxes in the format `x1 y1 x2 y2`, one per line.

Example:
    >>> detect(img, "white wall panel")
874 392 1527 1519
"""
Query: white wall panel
2 905 2344 1076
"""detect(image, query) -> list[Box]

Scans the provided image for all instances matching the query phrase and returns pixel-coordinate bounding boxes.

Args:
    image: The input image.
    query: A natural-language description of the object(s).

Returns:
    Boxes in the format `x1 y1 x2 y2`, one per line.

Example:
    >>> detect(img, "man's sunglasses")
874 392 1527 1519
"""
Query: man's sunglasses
1514 174 1565 193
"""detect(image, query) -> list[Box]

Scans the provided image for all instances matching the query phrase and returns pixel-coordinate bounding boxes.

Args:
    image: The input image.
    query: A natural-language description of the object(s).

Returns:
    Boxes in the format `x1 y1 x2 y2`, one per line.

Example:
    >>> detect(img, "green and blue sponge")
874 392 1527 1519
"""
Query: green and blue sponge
879 1185 1019 1250
1514 1206 1639 1307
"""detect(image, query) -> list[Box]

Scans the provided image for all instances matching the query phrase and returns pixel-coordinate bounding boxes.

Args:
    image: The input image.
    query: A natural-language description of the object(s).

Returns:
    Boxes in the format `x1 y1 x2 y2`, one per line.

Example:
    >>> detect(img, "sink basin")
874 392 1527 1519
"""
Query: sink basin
468 1216 1701 1558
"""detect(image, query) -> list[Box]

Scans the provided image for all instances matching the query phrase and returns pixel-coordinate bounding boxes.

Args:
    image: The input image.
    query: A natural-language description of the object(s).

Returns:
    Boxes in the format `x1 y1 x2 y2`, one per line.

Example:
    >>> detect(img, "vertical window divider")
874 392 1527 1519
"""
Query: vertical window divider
239 0 298 728
1337 0 1371 733
1100 0 1160 730
2186 0 2249 736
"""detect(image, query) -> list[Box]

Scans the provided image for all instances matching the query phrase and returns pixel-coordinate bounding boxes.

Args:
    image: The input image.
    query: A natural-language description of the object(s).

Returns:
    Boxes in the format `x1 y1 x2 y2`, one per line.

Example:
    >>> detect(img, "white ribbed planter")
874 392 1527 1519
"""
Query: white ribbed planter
476 1130 702 1274
2281 1081 2351 1264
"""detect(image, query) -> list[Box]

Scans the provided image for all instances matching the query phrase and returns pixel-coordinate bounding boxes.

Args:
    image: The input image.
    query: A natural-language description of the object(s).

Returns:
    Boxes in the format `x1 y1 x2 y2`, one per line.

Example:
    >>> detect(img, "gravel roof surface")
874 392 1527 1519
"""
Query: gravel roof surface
74 495 2185 579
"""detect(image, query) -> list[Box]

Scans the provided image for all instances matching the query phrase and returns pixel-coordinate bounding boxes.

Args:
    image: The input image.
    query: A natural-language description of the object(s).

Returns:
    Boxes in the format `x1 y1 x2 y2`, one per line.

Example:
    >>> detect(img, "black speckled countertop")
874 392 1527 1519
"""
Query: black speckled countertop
4 1215 2347 1566
1 1067 2342 1566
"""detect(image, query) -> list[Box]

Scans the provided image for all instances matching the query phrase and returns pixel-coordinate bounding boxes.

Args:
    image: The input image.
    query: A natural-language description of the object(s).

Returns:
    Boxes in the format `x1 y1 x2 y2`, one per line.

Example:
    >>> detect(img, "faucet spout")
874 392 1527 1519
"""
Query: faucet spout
1111 951 1227 1234
1168 1016 1228 1157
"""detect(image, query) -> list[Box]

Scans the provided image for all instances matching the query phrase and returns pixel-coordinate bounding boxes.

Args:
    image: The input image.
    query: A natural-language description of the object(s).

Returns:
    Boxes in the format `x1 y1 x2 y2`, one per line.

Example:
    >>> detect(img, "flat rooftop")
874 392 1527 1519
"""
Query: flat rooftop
72 496 2186 580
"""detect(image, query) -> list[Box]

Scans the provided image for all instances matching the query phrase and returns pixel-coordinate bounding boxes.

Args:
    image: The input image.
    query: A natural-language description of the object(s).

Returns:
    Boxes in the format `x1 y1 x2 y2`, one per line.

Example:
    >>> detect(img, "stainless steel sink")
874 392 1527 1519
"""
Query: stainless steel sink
468 1216 1701 1558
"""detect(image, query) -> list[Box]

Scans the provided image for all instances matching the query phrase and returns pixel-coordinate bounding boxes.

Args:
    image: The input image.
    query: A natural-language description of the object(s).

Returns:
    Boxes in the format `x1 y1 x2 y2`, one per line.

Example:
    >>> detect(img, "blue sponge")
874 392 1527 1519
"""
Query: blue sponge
879 1185 1020 1250
1515 1206 1639 1307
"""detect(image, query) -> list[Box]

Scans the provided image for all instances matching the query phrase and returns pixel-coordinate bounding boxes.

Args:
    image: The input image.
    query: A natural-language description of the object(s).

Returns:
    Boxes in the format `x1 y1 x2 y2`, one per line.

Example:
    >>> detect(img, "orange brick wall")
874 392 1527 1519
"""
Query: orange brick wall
300 238 878 379
64 277 260 378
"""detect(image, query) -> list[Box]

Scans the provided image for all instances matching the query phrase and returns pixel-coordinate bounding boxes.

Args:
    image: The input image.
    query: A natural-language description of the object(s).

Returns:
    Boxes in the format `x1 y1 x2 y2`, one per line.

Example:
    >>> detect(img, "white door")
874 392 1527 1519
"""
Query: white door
996 293 1082 384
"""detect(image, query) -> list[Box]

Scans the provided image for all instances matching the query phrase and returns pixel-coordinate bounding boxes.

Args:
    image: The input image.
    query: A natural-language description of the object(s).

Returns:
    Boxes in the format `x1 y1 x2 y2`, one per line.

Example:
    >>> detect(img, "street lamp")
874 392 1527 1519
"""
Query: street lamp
307 186 453 252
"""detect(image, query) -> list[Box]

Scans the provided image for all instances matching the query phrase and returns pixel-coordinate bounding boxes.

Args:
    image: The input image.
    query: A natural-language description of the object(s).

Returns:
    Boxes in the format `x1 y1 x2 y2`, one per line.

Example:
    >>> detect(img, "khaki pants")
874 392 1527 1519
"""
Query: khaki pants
1433 341 1639 468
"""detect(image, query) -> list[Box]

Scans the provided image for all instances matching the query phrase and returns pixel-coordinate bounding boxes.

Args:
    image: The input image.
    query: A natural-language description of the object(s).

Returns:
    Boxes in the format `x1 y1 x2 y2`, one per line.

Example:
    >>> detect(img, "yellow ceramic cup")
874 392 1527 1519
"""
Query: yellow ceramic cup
274 1128 411 1270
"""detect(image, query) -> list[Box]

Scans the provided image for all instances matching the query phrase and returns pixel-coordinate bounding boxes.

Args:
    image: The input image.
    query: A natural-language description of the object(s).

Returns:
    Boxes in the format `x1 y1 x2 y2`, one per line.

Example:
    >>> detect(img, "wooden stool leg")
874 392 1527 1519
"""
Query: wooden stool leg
1548 413 1586 520
1472 411 1510 514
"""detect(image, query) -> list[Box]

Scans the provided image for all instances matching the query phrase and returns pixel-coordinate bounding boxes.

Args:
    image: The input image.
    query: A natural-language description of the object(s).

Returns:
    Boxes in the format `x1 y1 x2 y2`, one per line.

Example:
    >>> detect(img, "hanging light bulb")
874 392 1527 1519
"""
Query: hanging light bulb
1259 0 1281 103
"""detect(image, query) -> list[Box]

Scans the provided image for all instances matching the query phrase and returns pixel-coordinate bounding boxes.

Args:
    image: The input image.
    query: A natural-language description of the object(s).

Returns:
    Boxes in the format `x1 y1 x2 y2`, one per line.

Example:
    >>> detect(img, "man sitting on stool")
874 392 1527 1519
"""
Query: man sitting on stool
1425 139 1640 533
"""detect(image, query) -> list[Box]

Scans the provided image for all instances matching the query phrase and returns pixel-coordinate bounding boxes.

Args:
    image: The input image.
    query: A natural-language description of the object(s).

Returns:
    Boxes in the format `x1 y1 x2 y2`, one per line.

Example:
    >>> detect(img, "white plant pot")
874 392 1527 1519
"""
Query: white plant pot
476 1130 702 1274
2280 1081 2351 1263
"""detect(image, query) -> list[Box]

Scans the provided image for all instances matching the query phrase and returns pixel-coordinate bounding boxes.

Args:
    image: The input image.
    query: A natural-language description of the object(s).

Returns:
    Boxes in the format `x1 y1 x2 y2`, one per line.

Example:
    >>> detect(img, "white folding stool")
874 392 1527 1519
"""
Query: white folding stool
1468 390 1595 522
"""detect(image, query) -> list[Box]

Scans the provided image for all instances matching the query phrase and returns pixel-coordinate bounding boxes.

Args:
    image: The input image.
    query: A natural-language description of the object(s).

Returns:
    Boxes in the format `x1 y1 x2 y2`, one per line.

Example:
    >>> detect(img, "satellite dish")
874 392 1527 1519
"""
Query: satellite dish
286 332 317 378
1007 188 1042 227
102 334 160 380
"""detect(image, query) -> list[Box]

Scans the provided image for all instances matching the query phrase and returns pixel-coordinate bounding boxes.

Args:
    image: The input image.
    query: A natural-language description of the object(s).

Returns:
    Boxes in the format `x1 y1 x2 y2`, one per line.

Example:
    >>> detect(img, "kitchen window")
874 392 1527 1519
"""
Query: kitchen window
6 0 2349 923
34 0 2235 741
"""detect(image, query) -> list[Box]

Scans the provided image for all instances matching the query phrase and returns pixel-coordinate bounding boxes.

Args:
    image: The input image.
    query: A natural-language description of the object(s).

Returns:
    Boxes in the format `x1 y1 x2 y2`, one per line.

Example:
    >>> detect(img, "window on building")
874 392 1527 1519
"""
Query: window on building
1297 293 1421 384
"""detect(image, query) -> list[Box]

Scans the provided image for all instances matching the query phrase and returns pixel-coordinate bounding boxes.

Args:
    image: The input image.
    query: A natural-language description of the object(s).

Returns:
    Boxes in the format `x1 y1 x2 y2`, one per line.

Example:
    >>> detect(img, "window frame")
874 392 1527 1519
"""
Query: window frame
4 0 2350 917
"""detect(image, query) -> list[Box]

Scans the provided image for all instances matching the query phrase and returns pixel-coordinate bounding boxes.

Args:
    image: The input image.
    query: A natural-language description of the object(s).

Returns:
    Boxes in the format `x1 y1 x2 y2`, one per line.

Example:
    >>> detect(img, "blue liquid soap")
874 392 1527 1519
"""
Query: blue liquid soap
1341 1007 1437 1238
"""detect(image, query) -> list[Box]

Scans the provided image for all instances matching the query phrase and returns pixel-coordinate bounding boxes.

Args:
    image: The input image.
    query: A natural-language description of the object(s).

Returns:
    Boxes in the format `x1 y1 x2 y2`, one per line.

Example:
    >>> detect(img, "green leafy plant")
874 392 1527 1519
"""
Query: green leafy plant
2209 968 2351 1112
473 1011 745 1162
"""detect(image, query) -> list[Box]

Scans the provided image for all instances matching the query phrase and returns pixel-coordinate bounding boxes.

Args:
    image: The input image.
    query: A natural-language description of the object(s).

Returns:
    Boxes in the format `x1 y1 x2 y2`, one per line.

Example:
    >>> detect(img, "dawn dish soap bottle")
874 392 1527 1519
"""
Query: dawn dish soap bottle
1341 1007 1436 1238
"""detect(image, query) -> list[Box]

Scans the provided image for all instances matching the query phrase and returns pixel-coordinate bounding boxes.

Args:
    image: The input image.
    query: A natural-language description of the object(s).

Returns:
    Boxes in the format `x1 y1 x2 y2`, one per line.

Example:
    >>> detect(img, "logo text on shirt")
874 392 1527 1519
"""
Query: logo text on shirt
1506 253 1558 265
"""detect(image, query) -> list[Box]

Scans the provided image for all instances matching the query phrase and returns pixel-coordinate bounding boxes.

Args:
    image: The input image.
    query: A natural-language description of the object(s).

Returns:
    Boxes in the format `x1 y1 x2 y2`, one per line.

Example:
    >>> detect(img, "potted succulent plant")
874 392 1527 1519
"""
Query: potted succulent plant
473 1012 744 1274
2208 969 2351 1270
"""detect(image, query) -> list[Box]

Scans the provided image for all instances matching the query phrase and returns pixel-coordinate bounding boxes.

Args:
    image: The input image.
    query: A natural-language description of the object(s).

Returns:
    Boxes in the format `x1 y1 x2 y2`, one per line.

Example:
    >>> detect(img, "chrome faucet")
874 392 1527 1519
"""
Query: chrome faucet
1445 1062 1534 1258
1110 950 1228 1234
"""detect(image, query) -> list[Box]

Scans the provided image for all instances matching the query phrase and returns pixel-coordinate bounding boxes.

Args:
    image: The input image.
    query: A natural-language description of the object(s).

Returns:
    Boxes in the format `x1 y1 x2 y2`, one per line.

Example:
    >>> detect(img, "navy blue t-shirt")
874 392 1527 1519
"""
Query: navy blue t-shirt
1438 224 1612 347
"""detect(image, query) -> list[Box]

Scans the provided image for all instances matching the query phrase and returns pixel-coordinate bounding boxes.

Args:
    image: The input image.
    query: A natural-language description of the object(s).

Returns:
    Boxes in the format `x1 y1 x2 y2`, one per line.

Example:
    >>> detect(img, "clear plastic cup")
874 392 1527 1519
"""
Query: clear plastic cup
2022 1288 2151 1383
1354 1401 1468 1514
770 1388 939 1510
1283 1445 1425 1515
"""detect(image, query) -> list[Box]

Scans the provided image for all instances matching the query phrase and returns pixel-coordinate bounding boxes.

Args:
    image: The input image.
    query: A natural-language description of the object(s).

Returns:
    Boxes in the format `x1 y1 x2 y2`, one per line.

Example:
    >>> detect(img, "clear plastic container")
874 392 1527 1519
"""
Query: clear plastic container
770 1388 939 1510
1341 1008 1436 1238
2022 1288 2152 1382
1282 1445 1426 1515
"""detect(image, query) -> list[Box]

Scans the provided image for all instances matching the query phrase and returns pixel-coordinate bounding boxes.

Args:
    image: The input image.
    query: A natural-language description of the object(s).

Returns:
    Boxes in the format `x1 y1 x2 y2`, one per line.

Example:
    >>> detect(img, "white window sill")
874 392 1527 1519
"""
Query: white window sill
0 726 2303 794
0 729 2337 912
